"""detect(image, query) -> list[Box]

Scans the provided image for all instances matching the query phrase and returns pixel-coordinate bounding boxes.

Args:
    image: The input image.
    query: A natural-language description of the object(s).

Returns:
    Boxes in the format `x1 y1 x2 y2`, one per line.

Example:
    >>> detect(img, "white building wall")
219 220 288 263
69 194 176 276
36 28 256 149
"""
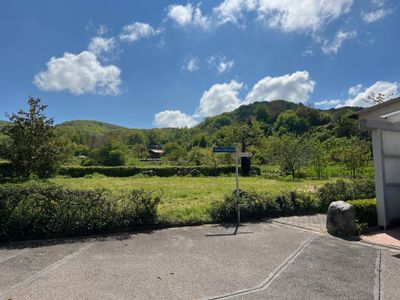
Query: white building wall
373 129 400 227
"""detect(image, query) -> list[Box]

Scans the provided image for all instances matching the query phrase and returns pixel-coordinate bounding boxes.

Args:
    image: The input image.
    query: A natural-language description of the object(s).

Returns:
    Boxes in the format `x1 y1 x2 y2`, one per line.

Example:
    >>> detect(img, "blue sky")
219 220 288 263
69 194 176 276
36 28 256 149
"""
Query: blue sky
0 0 399 128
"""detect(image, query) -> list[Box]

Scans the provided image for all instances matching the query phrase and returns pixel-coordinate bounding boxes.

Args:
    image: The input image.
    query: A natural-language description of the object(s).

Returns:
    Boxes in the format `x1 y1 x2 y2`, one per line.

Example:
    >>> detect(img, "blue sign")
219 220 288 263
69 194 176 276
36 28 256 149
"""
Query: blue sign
213 146 236 153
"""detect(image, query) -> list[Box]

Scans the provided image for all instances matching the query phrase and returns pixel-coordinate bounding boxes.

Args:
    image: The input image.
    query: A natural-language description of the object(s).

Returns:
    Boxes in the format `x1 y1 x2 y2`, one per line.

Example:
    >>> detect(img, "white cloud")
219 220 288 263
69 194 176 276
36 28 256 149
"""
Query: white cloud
343 81 399 107
34 51 121 95
361 8 390 23
167 0 353 33
167 4 210 29
245 71 315 104
154 70 320 127
348 83 363 97
88 37 116 55
213 0 257 26
256 0 353 33
119 22 161 43
208 55 235 74
314 99 342 108
153 110 198 128
321 30 357 55
198 80 244 117
184 57 200 72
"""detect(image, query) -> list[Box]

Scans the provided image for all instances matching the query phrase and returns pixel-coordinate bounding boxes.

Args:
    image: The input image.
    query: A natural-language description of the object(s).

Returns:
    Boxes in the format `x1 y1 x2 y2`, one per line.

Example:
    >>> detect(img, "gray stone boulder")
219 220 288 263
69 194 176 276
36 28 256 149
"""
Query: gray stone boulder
326 201 357 236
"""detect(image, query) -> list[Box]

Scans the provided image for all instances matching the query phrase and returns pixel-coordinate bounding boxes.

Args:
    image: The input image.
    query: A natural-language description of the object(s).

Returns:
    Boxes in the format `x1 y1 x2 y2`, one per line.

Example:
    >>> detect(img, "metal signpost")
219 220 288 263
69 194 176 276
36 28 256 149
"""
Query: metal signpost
212 147 252 227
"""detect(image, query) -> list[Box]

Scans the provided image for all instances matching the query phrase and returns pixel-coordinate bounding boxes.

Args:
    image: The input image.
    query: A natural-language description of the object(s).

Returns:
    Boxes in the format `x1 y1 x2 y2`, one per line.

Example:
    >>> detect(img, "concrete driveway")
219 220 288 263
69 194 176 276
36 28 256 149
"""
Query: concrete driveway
1 217 399 300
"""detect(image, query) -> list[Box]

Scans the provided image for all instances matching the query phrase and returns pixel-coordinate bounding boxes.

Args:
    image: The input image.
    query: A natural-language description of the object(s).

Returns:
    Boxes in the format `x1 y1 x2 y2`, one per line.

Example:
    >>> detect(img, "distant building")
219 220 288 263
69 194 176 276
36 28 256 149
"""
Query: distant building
148 149 164 160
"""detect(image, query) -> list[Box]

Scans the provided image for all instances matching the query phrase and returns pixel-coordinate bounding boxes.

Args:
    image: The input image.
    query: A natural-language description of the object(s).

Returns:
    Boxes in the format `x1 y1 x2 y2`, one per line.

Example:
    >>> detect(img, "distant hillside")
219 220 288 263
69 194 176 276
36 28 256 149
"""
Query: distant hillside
1 100 364 150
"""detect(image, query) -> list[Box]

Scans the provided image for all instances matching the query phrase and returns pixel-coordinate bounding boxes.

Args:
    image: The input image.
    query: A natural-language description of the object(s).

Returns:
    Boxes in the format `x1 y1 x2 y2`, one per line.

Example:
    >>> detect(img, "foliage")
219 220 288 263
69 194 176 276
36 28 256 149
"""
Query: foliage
266 134 312 179
210 190 318 222
347 199 377 231
310 140 330 179
58 165 261 178
274 110 309 135
0 185 161 241
317 179 376 210
1 97 66 179
339 138 372 179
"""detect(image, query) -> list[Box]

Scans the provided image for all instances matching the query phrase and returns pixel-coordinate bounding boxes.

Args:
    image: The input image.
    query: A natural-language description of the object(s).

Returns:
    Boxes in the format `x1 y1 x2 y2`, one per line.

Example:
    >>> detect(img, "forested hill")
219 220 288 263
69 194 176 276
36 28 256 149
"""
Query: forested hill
52 100 365 151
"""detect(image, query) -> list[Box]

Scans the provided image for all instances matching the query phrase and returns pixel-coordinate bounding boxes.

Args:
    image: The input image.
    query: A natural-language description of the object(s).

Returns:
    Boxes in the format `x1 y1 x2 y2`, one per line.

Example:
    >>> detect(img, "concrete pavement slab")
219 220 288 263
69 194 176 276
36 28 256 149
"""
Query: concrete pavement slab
1 223 313 300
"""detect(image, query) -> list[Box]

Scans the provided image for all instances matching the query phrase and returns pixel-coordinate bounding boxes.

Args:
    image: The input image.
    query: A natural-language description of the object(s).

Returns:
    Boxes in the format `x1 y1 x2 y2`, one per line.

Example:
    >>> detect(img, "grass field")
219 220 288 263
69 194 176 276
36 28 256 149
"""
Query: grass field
49 176 331 224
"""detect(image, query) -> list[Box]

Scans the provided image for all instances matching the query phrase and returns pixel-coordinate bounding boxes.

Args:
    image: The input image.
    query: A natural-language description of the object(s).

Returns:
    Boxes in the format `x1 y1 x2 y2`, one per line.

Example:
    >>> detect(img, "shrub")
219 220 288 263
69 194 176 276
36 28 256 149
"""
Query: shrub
59 165 261 178
317 179 376 211
0 185 161 241
210 190 318 223
347 199 377 230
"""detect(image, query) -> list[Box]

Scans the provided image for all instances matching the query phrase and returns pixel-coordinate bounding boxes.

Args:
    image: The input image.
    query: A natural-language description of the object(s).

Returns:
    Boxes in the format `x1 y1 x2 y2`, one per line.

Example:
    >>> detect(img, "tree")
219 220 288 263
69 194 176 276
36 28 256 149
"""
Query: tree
310 140 329 179
230 118 264 176
267 134 312 179
339 138 371 179
89 139 127 166
2 97 65 178
274 110 309 135
363 92 394 106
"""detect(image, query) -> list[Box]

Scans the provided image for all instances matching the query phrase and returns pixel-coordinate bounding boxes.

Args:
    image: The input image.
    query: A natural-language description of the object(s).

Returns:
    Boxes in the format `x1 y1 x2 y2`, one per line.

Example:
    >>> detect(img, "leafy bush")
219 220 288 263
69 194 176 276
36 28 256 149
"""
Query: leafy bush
59 165 261 178
318 179 375 211
0 185 161 241
347 199 377 230
210 190 318 223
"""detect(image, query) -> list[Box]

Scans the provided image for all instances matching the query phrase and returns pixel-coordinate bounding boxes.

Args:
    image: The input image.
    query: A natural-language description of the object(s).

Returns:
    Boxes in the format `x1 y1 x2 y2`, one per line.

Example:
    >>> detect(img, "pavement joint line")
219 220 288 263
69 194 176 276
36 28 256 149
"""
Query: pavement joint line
203 234 317 300
271 219 325 234
0 242 95 298
0 249 29 264
374 249 383 300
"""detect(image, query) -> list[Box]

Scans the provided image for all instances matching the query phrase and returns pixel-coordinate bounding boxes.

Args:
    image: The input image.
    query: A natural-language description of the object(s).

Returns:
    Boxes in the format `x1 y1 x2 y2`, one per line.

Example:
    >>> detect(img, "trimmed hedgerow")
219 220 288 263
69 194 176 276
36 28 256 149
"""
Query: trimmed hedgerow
347 198 377 230
0 185 161 241
58 165 261 178
317 179 375 211
210 190 318 223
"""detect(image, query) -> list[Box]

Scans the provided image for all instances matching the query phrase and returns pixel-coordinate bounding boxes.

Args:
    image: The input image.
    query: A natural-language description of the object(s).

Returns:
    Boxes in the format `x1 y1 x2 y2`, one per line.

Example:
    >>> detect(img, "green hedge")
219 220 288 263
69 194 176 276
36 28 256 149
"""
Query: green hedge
318 179 376 211
0 185 161 241
58 165 261 178
210 190 318 223
347 199 377 230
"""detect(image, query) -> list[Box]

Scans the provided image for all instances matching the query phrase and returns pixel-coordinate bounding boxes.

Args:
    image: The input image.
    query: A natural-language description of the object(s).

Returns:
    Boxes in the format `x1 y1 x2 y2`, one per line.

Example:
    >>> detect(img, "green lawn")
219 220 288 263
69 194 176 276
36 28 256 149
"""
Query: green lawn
49 176 330 224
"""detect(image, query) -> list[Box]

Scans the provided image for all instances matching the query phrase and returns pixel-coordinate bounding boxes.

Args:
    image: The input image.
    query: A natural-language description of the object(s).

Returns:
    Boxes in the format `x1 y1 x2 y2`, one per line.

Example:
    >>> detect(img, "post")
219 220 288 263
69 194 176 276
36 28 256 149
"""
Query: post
235 154 240 226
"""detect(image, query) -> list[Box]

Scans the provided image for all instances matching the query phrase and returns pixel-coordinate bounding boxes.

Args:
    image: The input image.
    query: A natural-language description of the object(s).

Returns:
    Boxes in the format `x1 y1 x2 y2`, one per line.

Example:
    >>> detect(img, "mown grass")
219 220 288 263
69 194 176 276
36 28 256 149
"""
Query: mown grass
49 175 331 224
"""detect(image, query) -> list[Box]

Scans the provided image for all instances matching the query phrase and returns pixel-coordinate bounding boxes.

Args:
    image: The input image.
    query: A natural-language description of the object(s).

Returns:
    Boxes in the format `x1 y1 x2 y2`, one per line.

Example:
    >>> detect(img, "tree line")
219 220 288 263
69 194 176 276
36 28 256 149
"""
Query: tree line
0 97 372 180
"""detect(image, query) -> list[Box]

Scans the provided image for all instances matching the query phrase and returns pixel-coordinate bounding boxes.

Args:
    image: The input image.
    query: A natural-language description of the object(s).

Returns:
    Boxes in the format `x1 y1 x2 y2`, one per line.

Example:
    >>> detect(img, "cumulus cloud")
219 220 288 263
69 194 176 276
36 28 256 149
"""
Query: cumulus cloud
153 110 198 128
245 71 315 104
167 0 353 33
33 51 121 95
256 0 353 33
314 81 399 108
119 22 161 43
88 37 116 55
343 81 399 107
154 71 319 127
348 83 363 97
167 3 210 29
184 57 200 72
197 80 244 117
321 30 357 55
